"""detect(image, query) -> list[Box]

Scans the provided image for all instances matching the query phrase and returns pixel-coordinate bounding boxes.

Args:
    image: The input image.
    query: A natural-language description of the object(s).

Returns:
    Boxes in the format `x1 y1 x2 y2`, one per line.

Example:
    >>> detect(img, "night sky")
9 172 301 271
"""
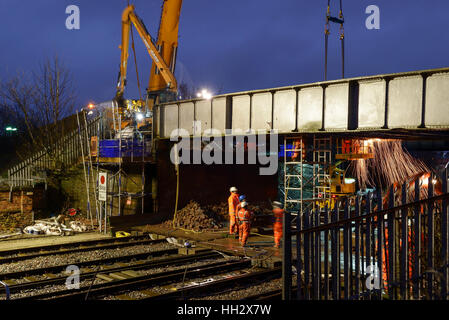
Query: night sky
0 0 448 108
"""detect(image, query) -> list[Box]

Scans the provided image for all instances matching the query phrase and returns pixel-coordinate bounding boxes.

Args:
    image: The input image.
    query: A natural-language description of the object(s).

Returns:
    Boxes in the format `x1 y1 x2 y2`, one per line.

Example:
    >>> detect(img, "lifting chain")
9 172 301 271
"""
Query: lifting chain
324 0 345 80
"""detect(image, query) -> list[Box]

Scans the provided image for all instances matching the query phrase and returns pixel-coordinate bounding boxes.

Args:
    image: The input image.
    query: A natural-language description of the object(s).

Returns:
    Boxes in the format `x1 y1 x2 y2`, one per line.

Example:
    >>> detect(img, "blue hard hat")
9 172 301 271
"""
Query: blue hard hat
239 195 246 202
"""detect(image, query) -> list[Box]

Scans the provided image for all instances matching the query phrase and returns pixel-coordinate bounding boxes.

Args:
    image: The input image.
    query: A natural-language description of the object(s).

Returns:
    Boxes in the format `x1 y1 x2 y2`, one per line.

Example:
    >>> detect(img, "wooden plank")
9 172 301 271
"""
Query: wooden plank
2 280 17 286
23 276 39 282
108 272 133 280
120 270 141 278
96 274 115 282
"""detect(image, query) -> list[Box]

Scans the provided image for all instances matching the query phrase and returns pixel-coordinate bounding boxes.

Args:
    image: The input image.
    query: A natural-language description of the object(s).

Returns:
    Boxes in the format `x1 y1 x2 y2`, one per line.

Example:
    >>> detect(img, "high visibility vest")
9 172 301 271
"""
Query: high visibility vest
291 140 304 161
228 193 239 214
273 208 284 224
236 203 242 213
237 208 251 223
342 140 352 153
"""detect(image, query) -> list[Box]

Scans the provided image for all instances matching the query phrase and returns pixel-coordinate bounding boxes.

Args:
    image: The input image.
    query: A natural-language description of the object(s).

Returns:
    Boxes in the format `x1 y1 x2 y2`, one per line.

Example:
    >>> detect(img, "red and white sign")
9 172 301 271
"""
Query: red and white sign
98 172 107 201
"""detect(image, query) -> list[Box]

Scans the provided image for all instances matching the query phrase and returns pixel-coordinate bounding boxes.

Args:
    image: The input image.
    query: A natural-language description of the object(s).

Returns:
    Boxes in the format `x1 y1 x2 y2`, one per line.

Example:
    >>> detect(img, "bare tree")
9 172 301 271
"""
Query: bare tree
0 57 77 165
178 82 198 100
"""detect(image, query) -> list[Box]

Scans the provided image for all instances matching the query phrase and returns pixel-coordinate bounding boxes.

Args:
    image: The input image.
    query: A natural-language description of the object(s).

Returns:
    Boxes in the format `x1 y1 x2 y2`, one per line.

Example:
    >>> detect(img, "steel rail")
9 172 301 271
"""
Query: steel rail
0 234 154 257
0 247 179 280
144 267 282 300
24 259 251 300
0 250 220 294
0 238 165 264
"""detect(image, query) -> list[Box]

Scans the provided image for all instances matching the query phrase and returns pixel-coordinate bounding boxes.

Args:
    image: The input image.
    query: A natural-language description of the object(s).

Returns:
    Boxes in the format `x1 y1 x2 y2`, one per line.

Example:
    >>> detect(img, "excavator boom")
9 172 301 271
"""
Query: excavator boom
149 0 183 94
116 5 178 101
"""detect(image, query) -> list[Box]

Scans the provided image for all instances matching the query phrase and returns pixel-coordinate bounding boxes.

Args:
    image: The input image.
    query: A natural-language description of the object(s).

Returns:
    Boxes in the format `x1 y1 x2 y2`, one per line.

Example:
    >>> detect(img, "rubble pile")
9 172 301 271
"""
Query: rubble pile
202 202 272 219
164 201 222 231
246 203 272 216
0 211 31 234
164 200 273 232
202 203 228 222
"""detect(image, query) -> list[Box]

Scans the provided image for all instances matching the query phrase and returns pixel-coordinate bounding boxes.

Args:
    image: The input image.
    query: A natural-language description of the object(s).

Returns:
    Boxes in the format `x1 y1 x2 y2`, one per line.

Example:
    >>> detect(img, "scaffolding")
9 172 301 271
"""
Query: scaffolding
283 135 333 218
312 136 332 210
78 101 153 234
283 136 305 216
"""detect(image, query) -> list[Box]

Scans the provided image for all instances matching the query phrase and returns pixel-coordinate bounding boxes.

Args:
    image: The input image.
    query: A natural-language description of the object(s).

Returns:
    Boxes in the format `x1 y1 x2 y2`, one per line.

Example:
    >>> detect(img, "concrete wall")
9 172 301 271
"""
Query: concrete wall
60 165 149 219
155 140 278 223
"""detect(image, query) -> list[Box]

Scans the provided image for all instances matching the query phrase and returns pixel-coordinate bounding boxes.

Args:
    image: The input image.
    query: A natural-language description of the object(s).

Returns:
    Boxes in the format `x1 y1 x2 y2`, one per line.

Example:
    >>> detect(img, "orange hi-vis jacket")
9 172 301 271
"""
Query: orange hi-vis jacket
228 193 240 215
237 208 252 224
236 202 243 214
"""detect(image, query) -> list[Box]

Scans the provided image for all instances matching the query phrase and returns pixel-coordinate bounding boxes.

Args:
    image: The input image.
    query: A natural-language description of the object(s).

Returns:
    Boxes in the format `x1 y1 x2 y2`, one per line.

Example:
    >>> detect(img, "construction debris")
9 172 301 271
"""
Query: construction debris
164 201 222 231
163 201 273 232
23 217 89 236
69 221 88 232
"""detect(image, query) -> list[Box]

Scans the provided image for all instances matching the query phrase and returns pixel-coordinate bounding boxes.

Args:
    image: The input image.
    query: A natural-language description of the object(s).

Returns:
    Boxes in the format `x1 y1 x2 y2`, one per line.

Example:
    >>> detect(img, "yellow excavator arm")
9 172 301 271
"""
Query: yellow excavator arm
116 4 178 102
149 0 183 94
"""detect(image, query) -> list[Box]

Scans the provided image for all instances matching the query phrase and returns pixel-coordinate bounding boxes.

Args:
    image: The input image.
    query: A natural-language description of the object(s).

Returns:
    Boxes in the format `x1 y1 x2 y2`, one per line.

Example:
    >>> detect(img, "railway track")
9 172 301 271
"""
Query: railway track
2 249 223 299
143 267 282 300
0 235 160 264
243 288 284 300
16 257 251 300
0 246 183 282
0 234 288 301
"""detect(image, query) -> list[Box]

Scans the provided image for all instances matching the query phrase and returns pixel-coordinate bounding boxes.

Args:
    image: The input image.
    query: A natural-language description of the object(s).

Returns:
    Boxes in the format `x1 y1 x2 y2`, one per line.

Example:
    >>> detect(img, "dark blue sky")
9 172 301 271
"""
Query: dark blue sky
0 0 448 107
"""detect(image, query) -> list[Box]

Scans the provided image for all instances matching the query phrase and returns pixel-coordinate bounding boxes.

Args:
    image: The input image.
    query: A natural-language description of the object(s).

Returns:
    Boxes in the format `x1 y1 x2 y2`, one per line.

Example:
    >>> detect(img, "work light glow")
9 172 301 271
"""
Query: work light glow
136 113 144 121
197 89 212 100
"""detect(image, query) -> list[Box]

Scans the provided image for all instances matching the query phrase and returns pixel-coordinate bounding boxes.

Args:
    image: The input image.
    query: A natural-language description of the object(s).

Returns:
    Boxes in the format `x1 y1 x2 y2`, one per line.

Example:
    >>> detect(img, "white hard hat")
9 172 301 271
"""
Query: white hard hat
230 187 238 192
241 201 247 208
272 201 283 208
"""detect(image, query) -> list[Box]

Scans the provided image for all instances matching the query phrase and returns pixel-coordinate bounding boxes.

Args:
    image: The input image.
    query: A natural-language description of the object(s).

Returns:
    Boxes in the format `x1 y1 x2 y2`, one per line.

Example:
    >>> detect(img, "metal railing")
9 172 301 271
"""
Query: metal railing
7 115 100 188
282 169 449 300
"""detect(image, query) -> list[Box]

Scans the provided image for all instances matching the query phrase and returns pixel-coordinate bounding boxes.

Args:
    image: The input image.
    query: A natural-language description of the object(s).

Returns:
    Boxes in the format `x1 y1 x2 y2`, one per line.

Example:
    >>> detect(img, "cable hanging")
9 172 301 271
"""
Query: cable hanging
324 0 345 80
130 25 143 102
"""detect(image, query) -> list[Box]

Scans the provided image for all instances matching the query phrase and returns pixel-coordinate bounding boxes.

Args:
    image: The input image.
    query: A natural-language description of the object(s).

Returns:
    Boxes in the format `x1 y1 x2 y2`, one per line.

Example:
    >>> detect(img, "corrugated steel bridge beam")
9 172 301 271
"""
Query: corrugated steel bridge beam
154 67 449 139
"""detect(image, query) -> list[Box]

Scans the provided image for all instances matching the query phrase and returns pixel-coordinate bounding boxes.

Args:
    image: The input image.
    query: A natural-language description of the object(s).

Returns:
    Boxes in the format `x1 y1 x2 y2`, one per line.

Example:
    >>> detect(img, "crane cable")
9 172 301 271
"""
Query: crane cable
324 0 345 80
324 2 330 81
339 0 345 79
127 0 143 102
130 25 143 102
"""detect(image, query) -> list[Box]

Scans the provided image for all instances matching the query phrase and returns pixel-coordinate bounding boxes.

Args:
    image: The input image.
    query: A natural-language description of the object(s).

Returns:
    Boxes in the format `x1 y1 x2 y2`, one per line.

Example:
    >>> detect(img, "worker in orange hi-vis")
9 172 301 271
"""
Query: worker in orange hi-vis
228 187 240 236
291 140 303 161
342 139 352 154
236 194 246 214
237 201 253 247
272 201 284 249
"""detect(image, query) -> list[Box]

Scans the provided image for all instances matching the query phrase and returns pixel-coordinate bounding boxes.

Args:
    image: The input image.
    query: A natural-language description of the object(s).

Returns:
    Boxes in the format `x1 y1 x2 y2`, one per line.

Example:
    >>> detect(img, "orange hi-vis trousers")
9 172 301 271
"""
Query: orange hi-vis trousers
229 214 238 234
377 226 413 291
239 222 250 246
274 222 283 248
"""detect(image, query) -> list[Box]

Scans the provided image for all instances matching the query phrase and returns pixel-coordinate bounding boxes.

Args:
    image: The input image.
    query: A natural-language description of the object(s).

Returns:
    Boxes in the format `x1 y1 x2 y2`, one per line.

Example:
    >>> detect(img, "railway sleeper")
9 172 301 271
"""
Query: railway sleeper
142 267 282 300
0 248 179 280
0 234 153 257
28 259 251 300
1 251 221 294
0 239 165 264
